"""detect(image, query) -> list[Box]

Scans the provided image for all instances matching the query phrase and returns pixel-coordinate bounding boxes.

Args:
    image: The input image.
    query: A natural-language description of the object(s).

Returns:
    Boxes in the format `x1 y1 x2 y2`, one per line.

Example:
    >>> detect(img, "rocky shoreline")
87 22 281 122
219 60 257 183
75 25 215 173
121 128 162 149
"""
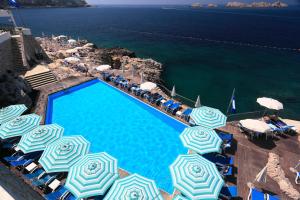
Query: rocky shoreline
37 35 164 85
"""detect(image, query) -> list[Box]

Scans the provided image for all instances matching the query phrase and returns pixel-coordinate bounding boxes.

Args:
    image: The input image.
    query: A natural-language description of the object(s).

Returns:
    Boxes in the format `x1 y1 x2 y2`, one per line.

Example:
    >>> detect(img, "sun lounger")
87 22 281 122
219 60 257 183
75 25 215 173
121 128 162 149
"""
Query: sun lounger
270 119 294 132
181 108 192 122
45 186 68 200
249 188 265 200
32 173 57 187
10 158 34 167
128 83 138 91
203 153 234 166
3 152 24 162
140 90 150 98
101 72 113 81
220 185 238 199
162 100 174 110
267 194 280 200
248 187 279 200
24 162 38 173
218 132 234 151
168 102 182 115
48 179 61 192
23 168 45 180
220 165 233 177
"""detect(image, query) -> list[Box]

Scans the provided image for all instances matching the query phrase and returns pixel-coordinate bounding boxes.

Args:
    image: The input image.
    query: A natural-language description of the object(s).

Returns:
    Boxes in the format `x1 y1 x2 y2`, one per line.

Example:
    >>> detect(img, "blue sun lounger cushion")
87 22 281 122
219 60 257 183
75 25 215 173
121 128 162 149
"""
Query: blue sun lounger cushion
268 194 280 200
220 185 238 199
251 188 265 200
4 153 23 162
163 100 174 110
10 158 33 167
32 174 57 187
23 168 45 180
45 186 68 200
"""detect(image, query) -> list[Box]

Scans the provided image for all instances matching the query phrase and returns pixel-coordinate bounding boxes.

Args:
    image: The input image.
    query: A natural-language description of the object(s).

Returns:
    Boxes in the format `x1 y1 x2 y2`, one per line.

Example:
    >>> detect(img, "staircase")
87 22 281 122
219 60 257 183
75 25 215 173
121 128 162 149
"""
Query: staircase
25 70 57 89
10 35 27 72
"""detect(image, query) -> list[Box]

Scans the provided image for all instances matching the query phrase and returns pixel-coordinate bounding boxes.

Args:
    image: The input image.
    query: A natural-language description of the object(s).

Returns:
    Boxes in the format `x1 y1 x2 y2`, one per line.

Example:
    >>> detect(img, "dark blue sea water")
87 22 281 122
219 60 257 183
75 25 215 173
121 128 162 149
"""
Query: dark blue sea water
10 6 300 119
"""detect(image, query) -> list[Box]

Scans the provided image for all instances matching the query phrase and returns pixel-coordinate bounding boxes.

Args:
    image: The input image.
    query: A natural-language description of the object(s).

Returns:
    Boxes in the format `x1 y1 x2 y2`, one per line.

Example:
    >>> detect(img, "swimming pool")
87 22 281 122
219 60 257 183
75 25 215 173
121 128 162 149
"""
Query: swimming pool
46 79 187 193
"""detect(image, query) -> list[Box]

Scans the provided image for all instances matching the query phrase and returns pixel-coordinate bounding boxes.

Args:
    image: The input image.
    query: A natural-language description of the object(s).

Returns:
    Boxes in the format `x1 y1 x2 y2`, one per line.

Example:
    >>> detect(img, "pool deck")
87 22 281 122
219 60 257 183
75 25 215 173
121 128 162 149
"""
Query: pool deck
14 74 299 200
219 122 300 200
0 163 44 200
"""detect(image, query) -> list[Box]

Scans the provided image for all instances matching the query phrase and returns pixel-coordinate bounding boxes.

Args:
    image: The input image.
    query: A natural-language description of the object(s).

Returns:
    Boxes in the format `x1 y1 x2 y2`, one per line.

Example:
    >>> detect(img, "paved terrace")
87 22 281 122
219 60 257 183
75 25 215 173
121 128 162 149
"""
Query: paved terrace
26 74 299 199
0 163 43 200
220 122 300 200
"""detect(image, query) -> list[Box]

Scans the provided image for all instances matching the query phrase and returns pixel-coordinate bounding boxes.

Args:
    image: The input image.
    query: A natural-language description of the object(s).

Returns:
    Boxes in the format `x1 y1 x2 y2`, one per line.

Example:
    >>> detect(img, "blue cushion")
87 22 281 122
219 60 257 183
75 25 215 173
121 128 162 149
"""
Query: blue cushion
221 186 237 197
45 186 67 200
251 188 265 200
268 194 280 200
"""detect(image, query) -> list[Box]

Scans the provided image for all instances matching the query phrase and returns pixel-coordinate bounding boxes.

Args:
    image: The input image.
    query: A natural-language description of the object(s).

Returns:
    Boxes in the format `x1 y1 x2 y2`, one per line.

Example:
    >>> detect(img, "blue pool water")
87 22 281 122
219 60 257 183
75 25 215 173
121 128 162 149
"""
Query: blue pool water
46 79 187 193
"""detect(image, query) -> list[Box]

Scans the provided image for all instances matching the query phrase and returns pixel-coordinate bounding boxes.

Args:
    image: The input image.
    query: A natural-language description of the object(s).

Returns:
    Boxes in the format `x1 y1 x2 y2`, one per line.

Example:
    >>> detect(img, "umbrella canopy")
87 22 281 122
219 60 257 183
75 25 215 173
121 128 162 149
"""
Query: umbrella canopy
257 97 283 110
239 119 270 133
17 124 64 154
65 153 118 199
0 104 27 125
190 106 227 129
68 39 77 44
104 174 163 200
0 114 41 139
39 136 90 173
170 154 224 200
171 85 176 97
140 82 157 91
195 96 201 108
95 65 111 72
83 43 94 48
180 127 222 155
64 57 80 64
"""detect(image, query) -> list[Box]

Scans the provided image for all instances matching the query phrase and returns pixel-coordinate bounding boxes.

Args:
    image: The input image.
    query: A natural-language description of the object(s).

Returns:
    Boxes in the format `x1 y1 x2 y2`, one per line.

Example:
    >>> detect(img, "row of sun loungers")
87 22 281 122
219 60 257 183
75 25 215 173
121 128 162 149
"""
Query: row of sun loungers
0 139 75 200
101 72 194 122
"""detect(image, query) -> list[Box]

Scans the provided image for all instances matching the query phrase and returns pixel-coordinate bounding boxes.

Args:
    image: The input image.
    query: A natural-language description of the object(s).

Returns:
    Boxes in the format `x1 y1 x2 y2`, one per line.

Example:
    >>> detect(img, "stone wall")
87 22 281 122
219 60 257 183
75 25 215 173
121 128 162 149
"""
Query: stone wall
23 34 51 66
0 32 14 75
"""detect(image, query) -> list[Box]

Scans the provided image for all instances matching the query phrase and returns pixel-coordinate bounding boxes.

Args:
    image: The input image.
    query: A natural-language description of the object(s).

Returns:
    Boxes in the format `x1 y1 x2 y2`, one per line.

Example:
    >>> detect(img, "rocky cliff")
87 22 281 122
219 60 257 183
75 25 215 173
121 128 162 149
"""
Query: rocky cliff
0 0 88 8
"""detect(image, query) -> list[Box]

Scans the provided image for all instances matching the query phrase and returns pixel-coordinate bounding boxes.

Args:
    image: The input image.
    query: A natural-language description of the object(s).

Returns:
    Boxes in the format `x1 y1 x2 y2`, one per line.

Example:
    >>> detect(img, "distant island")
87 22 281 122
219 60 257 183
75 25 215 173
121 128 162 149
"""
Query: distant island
226 1 288 8
191 1 288 8
0 0 88 8
191 3 218 8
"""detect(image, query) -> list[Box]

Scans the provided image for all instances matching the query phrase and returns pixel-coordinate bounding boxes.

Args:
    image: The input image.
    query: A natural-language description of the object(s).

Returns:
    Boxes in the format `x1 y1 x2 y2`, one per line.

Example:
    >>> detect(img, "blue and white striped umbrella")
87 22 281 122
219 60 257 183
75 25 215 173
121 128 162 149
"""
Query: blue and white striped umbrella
0 114 41 139
180 127 222 154
104 174 163 200
17 124 64 154
190 106 227 129
0 104 27 125
39 136 90 173
170 154 224 200
65 152 119 199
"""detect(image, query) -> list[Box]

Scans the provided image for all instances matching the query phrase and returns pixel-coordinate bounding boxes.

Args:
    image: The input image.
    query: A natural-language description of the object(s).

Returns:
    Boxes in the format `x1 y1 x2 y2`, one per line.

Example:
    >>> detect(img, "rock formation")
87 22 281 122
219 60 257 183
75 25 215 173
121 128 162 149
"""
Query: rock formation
0 70 32 108
267 153 300 200
226 1 288 8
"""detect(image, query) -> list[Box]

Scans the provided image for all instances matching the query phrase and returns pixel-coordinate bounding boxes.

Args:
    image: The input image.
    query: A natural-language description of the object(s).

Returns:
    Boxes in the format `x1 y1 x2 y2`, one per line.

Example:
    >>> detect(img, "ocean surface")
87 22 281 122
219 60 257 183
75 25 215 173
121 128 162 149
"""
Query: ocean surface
10 6 300 119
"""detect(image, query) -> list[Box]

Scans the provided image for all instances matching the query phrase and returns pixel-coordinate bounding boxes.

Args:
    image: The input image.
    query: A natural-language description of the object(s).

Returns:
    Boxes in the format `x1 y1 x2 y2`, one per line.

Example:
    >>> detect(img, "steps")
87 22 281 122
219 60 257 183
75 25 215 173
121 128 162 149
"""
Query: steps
10 36 27 72
25 71 57 89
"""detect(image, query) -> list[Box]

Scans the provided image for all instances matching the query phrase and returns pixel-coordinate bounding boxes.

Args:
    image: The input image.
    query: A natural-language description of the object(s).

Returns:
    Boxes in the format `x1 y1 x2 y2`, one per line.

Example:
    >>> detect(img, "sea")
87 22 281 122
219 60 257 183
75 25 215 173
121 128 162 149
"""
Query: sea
9 5 300 119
